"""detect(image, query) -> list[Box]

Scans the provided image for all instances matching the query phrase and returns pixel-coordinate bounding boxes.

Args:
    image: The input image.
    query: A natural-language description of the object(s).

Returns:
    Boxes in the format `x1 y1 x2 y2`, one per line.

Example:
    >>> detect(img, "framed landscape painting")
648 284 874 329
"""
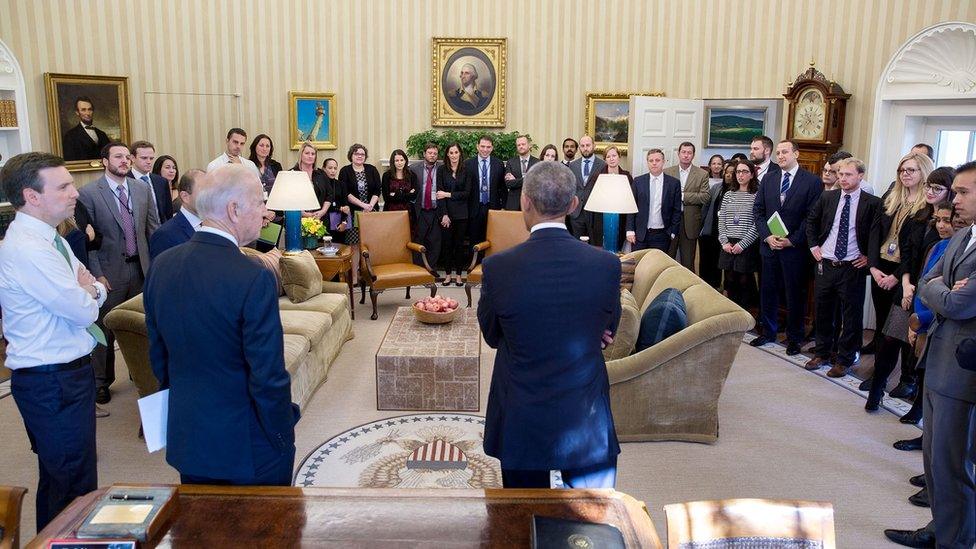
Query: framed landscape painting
705 107 767 148
585 92 663 155
288 92 337 150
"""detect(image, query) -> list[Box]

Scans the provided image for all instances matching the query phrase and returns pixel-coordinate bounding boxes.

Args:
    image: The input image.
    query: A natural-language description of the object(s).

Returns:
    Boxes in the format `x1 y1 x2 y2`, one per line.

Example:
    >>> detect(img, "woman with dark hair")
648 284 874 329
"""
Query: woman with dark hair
436 142 470 286
340 143 381 285
152 154 179 206
321 157 350 244
381 149 416 212
249 134 282 195
293 141 330 221
717 159 760 309
698 154 726 288
538 144 559 163
582 146 631 247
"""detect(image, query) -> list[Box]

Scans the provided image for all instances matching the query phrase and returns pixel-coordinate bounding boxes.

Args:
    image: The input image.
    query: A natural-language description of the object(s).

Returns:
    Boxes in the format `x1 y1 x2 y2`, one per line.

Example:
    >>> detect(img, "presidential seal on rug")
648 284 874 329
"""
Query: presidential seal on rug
295 413 502 489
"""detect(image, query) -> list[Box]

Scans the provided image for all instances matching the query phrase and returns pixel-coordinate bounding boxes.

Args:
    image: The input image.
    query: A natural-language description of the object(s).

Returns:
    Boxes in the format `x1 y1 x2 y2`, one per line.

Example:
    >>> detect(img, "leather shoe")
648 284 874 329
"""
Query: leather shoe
804 356 829 370
865 390 882 411
862 340 878 355
894 436 923 451
889 382 917 399
95 386 111 405
883 527 935 548
858 376 872 391
785 342 802 356
826 364 849 378
900 409 922 424
94 404 110 418
909 474 926 488
908 487 930 508
749 335 771 347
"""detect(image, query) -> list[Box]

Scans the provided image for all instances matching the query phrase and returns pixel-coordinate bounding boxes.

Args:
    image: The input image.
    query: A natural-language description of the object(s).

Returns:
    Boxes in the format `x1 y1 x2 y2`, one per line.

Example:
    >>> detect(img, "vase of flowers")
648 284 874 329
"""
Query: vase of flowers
300 217 328 249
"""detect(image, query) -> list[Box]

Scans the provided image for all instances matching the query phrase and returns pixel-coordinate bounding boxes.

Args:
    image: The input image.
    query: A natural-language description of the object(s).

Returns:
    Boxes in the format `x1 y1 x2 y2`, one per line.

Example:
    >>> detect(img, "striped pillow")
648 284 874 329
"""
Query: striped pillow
635 288 687 352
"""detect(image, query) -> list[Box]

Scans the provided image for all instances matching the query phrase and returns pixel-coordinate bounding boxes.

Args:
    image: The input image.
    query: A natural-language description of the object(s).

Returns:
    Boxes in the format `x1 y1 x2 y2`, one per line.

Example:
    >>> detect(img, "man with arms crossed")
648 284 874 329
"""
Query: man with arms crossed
665 141 710 271
0 153 107 529
207 127 259 176
479 161 621 488
145 166 299 485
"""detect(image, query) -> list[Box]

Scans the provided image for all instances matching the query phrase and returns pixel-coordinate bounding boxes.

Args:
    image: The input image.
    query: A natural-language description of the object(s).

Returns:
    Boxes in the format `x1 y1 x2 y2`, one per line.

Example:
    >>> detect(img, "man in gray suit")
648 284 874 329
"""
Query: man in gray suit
77 142 160 404
409 143 445 275
566 135 605 238
665 142 710 272
894 162 976 549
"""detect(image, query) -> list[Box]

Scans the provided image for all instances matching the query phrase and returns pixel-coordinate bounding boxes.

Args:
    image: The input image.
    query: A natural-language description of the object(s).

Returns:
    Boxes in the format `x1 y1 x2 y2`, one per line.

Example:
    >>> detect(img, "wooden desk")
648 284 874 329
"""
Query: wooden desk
31 485 662 548
311 245 355 320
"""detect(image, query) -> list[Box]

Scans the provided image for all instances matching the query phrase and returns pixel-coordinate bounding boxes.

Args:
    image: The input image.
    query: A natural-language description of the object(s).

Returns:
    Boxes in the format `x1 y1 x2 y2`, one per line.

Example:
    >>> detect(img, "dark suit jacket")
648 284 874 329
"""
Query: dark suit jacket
130 172 175 222
504 155 540 210
62 122 110 161
437 163 470 220
148 211 195 261
338 164 382 213
627 172 683 242
806 189 882 269
464 156 506 212
919 227 976 403
567 155 606 218
753 166 823 256
479 228 621 470
145 231 299 479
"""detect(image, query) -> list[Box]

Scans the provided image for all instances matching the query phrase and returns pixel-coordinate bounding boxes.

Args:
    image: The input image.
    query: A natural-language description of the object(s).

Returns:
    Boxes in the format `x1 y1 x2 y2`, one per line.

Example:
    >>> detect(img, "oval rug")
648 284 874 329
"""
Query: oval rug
295 413 502 489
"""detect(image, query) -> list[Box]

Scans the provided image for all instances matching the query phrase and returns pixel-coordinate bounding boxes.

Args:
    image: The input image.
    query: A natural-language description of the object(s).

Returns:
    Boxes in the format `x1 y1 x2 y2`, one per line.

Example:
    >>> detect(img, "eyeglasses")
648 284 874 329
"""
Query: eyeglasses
898 167 920 175
926 184 947 193
822 169 837 175
735 169 752 174
353 152 366 157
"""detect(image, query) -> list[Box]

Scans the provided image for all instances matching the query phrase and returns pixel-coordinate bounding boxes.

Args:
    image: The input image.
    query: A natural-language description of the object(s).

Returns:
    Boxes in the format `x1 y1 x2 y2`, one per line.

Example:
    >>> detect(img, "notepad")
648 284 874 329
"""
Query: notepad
767 211 789 238
90 504 153 525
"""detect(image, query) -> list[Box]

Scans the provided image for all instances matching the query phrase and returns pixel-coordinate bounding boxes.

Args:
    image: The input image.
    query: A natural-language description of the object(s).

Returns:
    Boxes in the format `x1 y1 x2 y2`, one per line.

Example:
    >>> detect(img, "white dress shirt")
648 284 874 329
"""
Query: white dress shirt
0 212 107 369
207 152 260 176
821 189 862 261
198 225 239 246
757 159 772 182
530 221 567 233
679 165 690 190
966 224 976 253
626 174 666 237
180 207 202 229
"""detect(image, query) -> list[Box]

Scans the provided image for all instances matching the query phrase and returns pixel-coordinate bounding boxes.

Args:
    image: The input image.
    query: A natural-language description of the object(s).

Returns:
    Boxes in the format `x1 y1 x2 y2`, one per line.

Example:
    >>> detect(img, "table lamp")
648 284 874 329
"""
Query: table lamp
265 170 321 253
582 173 638 254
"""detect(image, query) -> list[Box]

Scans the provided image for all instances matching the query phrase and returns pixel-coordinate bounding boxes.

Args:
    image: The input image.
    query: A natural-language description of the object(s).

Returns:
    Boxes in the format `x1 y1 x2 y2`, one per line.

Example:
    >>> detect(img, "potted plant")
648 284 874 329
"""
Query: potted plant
300 217 328 249
405 129 534 160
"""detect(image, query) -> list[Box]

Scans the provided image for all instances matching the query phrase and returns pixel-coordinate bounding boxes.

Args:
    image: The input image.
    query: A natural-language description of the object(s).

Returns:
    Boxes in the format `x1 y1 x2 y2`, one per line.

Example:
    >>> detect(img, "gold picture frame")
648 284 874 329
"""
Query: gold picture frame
288 92 337 150
585 92 665 155
44 73 130 172
431 37 506 127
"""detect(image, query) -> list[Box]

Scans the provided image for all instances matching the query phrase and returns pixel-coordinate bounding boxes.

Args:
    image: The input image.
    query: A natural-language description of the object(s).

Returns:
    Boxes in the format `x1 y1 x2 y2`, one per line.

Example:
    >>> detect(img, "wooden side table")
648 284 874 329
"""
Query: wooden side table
311 245 355 319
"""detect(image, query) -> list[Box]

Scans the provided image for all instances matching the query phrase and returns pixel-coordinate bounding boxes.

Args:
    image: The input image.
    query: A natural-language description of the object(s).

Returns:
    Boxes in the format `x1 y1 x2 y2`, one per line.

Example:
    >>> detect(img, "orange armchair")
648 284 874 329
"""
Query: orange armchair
465 210 530 307
359 210 437 319
0 486 27 549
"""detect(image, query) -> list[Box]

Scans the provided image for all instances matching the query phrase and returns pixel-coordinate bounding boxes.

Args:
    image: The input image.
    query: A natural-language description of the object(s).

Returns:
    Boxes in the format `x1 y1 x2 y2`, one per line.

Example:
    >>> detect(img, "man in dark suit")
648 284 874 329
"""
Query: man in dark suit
409 143 446 273
749 135 781 184
561 137 578 165
750 140 823 355
465 135 506 245
479 161 621 489
77 142 160 404
145 165 299 485
804 158 882 378
626 148 682 251
503 134 540 211
149 169 204 261
128 140 174 222
61 96 111 161
885 163 976 549
566 135 606 237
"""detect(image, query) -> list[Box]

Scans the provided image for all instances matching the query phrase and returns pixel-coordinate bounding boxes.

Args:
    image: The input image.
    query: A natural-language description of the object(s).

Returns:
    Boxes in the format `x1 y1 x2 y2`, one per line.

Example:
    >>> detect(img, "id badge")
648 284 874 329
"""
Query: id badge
733 214 740 226
887 242 897 255
818 261 823 276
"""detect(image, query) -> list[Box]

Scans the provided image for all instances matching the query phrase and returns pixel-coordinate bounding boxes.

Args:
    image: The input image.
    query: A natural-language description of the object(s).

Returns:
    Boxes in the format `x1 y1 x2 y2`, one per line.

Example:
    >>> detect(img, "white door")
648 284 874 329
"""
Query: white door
627 97 704 177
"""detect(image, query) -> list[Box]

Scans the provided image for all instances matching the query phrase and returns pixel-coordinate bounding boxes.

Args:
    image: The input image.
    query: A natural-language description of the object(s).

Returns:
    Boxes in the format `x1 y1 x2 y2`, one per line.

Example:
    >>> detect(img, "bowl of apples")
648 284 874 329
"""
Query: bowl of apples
412 295 460 324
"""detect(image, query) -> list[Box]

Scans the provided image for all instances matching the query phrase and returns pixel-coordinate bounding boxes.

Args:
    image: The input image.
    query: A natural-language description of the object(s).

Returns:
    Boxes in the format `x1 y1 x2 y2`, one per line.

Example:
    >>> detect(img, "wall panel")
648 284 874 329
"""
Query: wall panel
0 0 972 187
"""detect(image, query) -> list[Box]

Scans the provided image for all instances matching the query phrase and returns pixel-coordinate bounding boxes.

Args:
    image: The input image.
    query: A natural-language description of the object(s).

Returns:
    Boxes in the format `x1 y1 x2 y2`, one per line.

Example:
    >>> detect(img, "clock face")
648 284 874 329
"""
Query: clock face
792 87 826 141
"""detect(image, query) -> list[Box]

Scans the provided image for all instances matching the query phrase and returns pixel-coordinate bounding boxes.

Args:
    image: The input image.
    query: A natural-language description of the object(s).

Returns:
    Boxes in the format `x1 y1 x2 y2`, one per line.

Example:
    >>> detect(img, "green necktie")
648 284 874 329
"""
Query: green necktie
53 235 107 346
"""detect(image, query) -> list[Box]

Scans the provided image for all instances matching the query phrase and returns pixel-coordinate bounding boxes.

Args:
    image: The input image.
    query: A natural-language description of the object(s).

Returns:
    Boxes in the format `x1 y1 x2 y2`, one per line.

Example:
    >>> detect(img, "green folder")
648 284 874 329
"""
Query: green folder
767 211 789 238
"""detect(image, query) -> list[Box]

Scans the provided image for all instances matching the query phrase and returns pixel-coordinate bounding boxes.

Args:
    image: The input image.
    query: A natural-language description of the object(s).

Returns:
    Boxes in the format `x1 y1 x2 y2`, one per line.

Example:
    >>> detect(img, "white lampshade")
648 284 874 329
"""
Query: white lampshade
583 173 638 214
265 170 320 210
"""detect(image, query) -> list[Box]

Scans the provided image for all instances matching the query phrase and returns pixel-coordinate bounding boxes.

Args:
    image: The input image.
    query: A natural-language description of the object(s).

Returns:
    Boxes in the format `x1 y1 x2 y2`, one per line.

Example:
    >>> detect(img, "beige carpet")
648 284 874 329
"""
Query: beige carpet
0 285 930 546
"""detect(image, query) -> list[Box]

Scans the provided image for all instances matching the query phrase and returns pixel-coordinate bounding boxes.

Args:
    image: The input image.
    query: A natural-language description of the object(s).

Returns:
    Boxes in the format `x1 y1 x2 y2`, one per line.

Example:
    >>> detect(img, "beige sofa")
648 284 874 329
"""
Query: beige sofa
603 249 755 443
104 280 353 411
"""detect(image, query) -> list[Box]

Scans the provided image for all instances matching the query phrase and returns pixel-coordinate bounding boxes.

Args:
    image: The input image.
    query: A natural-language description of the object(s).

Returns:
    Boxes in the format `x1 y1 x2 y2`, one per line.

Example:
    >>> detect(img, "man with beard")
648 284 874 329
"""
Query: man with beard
562 138 578 165
567 135 605 237
750 135 779 183
77 142 159 405
61 97 111 161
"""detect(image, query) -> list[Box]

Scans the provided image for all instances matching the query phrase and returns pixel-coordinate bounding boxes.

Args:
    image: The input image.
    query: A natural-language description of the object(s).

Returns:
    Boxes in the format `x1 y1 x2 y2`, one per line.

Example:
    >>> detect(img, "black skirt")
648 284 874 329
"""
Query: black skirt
717 238 759 273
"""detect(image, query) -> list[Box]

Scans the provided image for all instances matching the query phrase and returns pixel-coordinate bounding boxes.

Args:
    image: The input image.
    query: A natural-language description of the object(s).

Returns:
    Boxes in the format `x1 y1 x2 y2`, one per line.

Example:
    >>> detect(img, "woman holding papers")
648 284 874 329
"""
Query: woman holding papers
718 159 760 309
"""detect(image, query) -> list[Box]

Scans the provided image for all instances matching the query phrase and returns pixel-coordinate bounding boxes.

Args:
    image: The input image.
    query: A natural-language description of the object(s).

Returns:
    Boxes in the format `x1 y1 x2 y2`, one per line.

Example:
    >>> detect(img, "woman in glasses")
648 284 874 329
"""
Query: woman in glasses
717 159 760 310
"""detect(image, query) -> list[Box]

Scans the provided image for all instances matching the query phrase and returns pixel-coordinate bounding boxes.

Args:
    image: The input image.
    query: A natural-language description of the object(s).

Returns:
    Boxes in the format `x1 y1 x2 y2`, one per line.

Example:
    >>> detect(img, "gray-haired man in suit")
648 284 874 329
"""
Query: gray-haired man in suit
887 162 976 549
77 142 159 404
566 135 605 237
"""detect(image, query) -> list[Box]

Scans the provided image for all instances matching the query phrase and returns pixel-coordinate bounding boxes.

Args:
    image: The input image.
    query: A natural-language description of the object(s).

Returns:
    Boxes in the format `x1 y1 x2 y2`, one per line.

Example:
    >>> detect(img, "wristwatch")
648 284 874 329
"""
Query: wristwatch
92 284 102 301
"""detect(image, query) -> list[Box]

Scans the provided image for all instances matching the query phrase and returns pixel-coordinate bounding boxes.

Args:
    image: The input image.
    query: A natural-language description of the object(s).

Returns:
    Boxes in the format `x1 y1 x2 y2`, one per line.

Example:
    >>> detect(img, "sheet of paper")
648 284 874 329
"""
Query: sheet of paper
137 389 168 453
90 504 153 524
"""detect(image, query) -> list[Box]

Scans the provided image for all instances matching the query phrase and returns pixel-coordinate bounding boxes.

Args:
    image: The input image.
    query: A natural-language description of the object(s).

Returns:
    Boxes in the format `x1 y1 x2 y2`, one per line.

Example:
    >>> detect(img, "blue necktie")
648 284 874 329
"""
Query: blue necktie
834 193 851 259
780 171 791 195
480 159 489 204
583 158 591 179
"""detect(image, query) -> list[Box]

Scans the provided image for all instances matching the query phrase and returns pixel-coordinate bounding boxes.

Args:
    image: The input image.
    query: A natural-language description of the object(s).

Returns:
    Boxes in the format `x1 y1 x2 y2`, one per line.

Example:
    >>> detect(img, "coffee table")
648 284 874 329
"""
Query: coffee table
376 306 480 411
311 245 355 319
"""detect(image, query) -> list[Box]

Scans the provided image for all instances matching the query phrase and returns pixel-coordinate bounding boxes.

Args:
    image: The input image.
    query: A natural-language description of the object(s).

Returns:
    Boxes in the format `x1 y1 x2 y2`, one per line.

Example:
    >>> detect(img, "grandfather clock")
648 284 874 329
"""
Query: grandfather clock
784 62 851 175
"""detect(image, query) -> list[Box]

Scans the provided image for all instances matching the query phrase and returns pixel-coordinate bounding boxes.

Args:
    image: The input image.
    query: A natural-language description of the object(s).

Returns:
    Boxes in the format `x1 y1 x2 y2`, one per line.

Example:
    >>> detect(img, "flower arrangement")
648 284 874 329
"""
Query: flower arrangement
300 217 328 238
